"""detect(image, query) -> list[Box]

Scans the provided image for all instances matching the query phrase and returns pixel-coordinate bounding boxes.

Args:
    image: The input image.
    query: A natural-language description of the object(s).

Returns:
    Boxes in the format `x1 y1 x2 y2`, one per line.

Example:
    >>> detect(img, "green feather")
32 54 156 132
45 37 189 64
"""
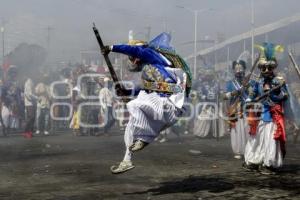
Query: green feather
156 48 193 96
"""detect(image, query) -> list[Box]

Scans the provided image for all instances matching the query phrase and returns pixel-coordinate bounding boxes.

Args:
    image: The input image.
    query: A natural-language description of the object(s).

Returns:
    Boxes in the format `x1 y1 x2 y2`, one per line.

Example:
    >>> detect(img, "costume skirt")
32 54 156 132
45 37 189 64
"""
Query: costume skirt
124 91 180 147
244 121 283 168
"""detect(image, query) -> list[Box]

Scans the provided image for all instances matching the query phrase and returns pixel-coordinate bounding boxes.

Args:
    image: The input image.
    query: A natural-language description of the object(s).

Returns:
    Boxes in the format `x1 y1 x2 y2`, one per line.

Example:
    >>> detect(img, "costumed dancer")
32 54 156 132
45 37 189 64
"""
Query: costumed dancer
193 69 219 138
101 32 192 174
285 83 300 143
284 54 300 143
243 43 287 175
223 60 250 159
99 77 115 134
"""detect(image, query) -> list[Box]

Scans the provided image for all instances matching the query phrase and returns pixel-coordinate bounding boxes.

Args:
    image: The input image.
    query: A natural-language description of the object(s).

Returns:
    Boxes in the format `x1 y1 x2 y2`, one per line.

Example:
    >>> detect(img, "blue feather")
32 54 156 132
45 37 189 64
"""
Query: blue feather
149 32 175 52
263 42 275 60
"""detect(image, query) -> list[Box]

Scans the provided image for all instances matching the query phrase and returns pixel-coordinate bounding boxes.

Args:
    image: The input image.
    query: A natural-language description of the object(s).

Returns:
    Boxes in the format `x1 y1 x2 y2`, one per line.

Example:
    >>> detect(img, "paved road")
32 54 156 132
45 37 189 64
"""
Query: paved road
0 131 299 200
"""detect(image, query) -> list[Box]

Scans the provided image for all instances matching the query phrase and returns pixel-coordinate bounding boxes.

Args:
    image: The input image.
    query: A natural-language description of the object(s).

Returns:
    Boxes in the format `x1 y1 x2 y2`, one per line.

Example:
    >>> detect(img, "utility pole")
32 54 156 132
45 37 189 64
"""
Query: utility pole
193 10 198 79
214 40 217 70
145 26 151 41
44 26 54 65
45 26 54 51
1 21 5 78
227 46 230 79
251 0 255 65
176 6 213 79
1 27 4 69
163 17 167 32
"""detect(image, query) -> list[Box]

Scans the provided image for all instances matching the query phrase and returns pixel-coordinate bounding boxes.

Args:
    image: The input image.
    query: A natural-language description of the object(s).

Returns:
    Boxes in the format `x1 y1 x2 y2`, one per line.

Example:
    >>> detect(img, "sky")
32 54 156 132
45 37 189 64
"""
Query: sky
0 0 300 63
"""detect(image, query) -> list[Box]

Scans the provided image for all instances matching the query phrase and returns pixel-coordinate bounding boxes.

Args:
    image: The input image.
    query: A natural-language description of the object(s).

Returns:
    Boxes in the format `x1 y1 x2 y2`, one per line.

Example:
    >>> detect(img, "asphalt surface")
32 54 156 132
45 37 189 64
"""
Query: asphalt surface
0 130 299 200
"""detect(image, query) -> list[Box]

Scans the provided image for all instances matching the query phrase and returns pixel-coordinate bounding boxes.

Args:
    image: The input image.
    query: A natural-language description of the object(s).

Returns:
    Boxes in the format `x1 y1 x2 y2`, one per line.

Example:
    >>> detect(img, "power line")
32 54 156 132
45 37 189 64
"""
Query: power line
44 26 54 51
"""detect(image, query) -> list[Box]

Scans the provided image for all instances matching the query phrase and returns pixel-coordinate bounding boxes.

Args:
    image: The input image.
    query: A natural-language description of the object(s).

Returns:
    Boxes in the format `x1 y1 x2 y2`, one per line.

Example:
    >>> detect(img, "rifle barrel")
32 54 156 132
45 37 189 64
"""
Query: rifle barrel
92 24 122 86
288 51 300 80
253 84 282 102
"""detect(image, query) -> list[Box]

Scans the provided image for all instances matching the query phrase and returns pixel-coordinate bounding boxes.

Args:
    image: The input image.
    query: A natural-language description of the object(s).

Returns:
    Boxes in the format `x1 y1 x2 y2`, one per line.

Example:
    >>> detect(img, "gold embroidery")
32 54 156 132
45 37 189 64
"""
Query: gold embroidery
143 80 182 93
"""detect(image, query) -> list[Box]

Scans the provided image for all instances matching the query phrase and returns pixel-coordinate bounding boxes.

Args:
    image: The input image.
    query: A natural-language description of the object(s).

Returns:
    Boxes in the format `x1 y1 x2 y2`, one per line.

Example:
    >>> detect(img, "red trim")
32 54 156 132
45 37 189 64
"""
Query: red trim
270 103 286 156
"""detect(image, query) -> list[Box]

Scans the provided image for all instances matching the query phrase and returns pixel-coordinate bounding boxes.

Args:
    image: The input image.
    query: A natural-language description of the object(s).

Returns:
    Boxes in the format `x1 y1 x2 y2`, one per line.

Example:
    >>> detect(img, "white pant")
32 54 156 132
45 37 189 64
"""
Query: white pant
123 91 180 161
1 105 20 129
244 121 283 168
193 105 215 137
230 117 249 155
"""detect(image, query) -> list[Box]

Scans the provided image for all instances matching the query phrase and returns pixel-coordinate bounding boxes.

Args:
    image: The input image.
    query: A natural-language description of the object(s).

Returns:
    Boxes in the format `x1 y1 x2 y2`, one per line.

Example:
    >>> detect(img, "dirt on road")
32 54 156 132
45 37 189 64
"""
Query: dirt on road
0 132 299 200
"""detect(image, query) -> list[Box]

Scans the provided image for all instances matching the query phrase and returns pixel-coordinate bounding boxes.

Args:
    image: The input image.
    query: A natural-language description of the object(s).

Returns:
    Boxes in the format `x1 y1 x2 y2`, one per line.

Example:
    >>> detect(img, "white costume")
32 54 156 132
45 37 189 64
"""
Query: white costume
245 121 283 168
123 67 186 162
230 118 249 155
224 72 250 157
108 33 192 173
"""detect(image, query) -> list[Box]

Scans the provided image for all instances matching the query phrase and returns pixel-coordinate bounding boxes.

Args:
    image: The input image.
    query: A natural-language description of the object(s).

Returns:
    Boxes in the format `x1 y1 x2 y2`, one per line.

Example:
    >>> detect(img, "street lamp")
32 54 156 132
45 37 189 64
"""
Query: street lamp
176 6 213 79
1 26 4 73
251 0 255 65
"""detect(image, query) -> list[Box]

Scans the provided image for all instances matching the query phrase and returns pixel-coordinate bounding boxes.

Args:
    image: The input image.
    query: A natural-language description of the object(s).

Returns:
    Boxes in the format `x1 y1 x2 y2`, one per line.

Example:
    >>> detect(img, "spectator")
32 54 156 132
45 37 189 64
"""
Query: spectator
24 77 37 138
35 77 51 135
99 77 115 134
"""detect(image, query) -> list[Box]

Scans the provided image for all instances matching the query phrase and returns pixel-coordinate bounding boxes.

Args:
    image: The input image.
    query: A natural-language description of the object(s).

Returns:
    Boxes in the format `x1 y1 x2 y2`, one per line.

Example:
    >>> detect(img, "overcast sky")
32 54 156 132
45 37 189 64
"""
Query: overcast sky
0 0 300 63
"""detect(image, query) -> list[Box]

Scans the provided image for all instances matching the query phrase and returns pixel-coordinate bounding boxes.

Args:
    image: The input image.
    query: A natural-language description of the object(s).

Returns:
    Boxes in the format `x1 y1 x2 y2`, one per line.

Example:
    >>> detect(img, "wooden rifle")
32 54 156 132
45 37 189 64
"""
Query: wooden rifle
93 23 121 85
227 56 260 124
288 51 300 81
92 23 130 101
252 84 283 103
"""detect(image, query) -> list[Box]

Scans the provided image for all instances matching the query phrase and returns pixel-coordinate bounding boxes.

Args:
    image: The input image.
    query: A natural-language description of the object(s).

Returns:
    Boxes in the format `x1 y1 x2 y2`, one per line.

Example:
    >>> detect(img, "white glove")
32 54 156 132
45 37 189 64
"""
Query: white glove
245 98 252 103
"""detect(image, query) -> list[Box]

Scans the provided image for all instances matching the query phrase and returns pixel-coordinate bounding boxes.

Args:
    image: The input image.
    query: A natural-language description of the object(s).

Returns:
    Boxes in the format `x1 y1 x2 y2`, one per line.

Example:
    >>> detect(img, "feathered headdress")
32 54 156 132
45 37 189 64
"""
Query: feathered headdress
232 60 246 70
127 30 147 46
128 39 146 46
149 32 175 52
255 42 284 66
149 32 192 96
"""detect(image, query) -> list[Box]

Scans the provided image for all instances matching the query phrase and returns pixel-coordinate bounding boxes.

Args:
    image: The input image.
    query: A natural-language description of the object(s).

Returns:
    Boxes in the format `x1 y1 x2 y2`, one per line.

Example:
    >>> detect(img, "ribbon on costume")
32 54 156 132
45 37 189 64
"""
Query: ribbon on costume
270 103 286 157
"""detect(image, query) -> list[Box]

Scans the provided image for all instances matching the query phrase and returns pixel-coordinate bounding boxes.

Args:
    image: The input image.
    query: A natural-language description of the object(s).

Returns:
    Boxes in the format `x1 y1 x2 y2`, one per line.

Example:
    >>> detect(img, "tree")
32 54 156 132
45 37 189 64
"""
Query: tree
6 43 47 77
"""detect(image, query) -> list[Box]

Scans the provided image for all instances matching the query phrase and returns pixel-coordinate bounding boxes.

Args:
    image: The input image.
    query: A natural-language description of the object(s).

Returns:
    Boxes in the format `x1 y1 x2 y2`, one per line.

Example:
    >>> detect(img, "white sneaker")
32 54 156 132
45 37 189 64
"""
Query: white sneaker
129 140 149 152
110 160 135 174
234 155 242 159
159 138 167 143
44 131 49 135
35 130 40 134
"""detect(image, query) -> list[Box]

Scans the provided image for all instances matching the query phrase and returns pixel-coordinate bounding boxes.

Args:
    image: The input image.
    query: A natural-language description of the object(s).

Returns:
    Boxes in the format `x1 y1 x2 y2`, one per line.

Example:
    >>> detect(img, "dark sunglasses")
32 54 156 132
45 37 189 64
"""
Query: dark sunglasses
260 65 275 72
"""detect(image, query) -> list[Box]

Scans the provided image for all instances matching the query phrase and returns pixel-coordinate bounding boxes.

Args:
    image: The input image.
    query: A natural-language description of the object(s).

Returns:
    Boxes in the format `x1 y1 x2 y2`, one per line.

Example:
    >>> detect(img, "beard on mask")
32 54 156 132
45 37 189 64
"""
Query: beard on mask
261 71 274 79
127 57 144 72
235 71 245 80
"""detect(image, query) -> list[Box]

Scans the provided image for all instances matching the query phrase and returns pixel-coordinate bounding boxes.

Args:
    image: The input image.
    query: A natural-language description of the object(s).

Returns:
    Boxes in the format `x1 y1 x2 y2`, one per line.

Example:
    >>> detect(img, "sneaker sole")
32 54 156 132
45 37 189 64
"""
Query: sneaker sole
259 171 276 175
110 165 135 174
129 145 145 152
